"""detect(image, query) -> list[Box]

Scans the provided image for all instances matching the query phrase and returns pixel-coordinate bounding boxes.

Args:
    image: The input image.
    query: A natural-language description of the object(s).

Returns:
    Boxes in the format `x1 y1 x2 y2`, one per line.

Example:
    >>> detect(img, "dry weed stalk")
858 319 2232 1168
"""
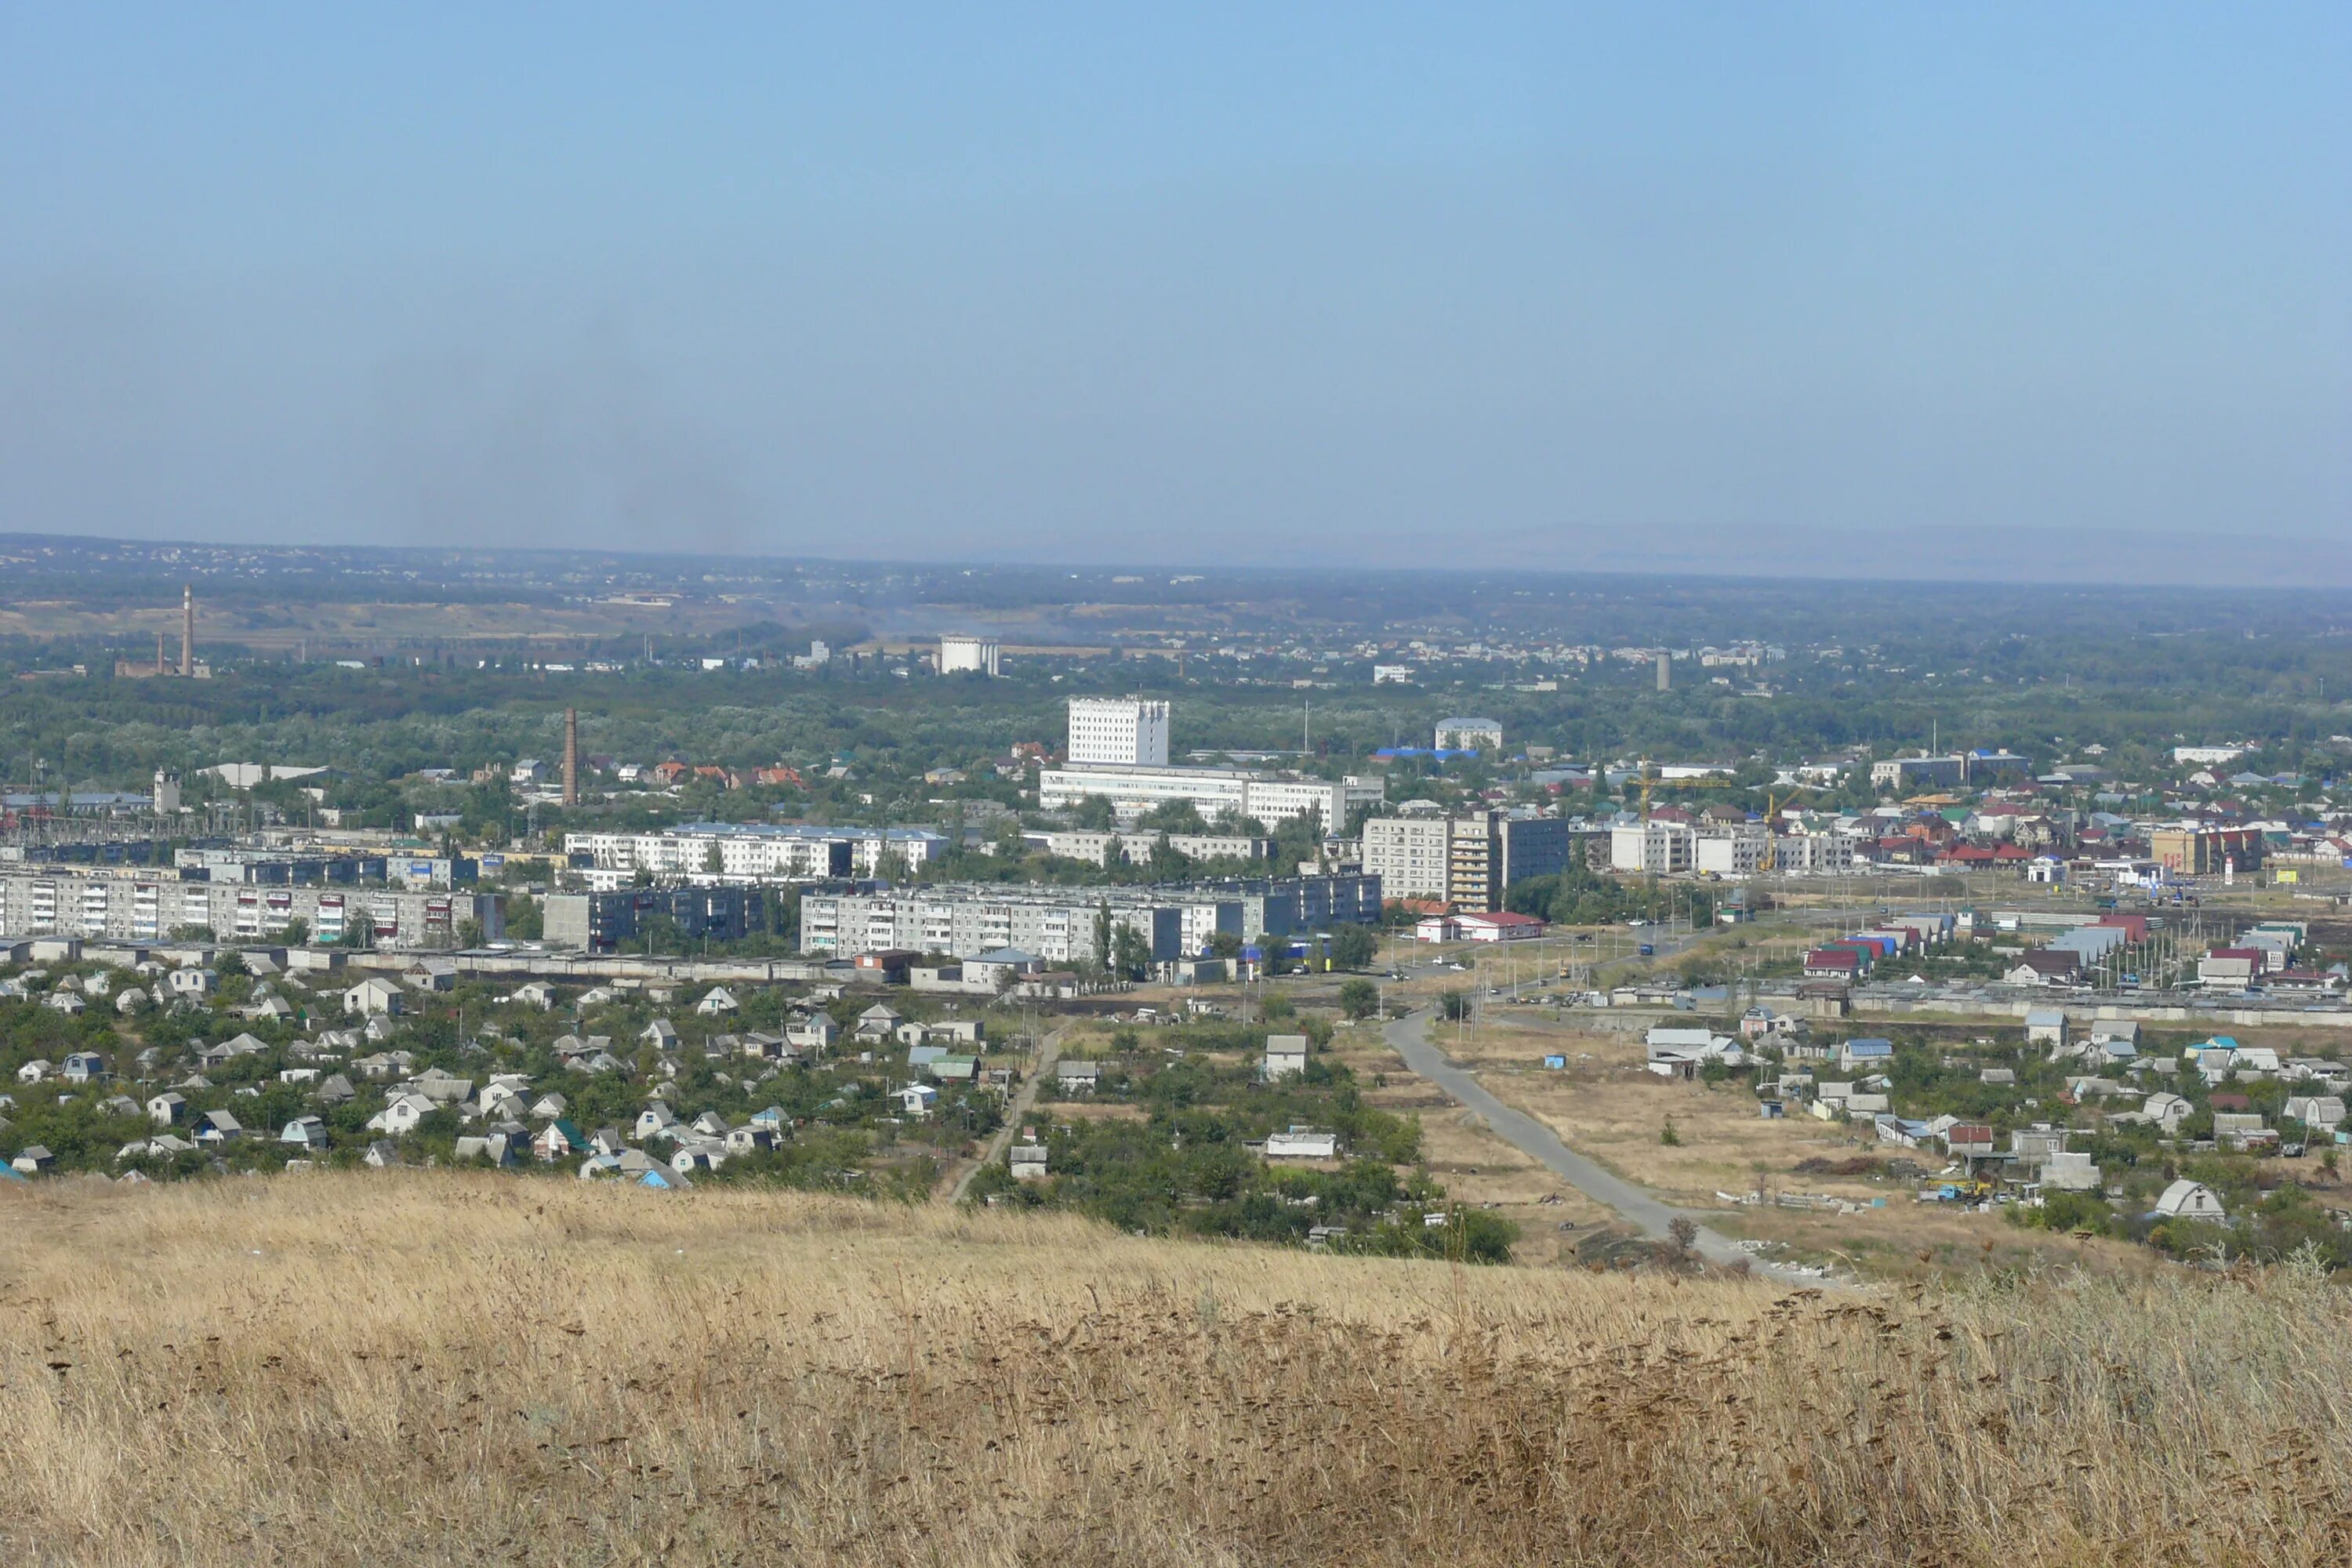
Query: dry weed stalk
1 1174 2347 1566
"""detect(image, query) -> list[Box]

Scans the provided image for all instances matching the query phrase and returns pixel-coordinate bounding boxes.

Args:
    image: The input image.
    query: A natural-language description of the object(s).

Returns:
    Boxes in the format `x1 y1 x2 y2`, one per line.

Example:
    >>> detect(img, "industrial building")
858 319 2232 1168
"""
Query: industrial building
938 635 1001 677
1038 763 1382 831
798 872 1382 965
0 866 498 949
563 822 949 883
1043 695 1381 829
1868 755 1968 791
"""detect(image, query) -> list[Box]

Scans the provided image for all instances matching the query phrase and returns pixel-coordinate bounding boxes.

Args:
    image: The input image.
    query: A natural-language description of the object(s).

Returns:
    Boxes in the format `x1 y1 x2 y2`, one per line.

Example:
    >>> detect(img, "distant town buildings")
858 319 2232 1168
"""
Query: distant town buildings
1041 697 1381 829
1432 717 1504 753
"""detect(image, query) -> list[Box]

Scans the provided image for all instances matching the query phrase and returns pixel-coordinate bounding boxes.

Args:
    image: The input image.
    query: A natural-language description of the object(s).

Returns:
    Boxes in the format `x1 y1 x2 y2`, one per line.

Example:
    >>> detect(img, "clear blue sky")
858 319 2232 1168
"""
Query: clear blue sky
2 5 2346 574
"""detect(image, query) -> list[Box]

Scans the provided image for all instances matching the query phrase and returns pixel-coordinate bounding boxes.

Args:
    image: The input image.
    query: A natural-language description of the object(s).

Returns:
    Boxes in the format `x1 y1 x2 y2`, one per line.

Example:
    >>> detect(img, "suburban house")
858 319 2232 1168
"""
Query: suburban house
1262 1035 1310 1081
1262 1128 1340 1160
194 1109 245 1145
343 978 405 1017
2151 1180 2225 1220
1838 1038 1895 1073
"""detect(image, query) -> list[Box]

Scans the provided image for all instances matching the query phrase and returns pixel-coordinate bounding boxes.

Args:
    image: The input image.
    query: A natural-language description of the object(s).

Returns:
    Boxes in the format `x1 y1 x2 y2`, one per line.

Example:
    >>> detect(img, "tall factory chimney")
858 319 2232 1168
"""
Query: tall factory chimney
180 585 194 677
563 708 579 807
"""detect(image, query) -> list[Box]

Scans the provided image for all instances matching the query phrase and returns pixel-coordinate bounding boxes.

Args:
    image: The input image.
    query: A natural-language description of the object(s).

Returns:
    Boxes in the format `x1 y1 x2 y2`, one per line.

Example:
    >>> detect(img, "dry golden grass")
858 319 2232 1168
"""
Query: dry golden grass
7 1174 2352 1566
1437 1010 2151 1277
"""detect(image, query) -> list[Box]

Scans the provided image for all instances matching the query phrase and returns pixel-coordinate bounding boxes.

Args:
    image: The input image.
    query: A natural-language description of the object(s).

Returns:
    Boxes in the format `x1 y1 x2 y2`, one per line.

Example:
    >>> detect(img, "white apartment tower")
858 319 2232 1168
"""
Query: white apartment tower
1066 696 1171 767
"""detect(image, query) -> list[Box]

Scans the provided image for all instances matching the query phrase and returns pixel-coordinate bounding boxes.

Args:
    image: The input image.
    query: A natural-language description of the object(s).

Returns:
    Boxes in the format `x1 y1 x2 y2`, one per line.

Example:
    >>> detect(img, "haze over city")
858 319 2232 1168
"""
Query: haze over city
3 5 2347 579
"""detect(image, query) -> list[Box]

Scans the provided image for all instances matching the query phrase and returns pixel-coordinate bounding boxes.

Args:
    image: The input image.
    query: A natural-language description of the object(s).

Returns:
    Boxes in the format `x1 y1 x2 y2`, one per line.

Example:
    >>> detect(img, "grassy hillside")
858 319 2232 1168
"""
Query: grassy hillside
3 1176 2349 1566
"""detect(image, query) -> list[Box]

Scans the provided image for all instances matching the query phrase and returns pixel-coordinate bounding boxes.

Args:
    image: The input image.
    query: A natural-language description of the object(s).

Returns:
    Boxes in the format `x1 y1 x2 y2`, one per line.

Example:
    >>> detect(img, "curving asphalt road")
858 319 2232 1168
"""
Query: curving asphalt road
1382 1009 1826 1287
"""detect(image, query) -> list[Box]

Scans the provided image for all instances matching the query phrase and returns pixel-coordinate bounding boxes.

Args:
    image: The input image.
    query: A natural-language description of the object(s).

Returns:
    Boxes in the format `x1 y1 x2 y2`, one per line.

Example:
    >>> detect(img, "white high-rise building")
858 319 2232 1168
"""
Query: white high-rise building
1067 697 1171 767
938 635 1000 677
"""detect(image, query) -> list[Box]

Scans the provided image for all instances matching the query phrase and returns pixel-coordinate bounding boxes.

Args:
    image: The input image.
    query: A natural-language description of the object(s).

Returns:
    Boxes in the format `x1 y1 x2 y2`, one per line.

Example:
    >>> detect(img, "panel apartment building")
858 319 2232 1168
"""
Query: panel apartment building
0 865 499 949
564 822 949 884
1360 810 1575 910
799 872 1382 966
542 886 768 953
1611 821 1854 877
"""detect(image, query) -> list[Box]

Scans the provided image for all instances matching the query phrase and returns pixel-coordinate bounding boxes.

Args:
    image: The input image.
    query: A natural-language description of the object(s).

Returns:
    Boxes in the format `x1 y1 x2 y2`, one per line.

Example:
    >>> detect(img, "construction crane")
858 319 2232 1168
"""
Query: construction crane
1755 783 1825 873
1636 760 1736 821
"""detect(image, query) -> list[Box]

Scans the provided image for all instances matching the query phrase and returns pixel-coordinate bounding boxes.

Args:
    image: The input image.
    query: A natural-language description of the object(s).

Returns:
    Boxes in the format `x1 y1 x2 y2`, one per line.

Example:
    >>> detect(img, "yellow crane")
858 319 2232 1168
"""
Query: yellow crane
1755 783 1825 873
1636 759 1736 821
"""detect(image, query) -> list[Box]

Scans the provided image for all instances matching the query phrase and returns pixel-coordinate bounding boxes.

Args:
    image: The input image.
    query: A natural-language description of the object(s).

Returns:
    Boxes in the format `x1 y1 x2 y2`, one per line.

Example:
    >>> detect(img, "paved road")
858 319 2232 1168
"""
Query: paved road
1381 1009 1826 1287
947 1025 1066 1203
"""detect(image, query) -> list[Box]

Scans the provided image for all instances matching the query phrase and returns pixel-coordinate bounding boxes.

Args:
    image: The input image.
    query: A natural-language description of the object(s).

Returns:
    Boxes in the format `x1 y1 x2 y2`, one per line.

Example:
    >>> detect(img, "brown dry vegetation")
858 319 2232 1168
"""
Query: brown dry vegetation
1432 1008 2161 1279
7 1178 2352 1566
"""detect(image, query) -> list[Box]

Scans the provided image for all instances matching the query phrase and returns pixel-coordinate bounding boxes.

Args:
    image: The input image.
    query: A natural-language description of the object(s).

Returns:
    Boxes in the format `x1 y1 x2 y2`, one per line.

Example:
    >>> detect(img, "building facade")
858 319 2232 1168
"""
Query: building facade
1024 831 1269 866
798 873 1382 964
1360 811 1573 910
1432 717 1504 752
1868 755 1967 791
0 866 497 949
563 822 948 883
1612 821 1694 876
1066 697 1171 767
2149 826 2264 877
1038 764 1382 830
542 886 768 953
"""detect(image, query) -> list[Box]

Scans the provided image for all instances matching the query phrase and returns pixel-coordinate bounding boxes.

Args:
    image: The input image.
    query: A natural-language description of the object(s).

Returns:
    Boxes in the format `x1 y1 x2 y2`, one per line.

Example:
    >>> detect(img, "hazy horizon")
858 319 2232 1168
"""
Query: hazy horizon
4 6 2347 574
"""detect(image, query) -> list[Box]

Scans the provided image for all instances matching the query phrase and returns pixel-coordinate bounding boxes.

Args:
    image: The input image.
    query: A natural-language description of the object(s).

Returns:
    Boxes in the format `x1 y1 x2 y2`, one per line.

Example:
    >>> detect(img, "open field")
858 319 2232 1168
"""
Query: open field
1416 1007 2172 1279
7 1175 2352 1566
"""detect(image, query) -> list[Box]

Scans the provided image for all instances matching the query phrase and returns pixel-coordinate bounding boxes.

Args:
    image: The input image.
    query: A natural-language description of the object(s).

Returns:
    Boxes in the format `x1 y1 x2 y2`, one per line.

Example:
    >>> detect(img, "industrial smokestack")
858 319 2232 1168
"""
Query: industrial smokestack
180 585 194 677
563 708 579 807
